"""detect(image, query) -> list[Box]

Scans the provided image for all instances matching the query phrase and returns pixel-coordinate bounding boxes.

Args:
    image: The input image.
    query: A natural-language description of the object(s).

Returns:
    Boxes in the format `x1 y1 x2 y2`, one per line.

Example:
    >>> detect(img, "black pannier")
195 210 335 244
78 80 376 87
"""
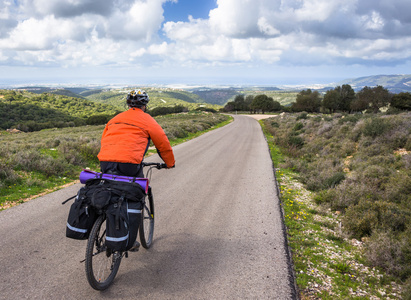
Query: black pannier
66 187 97 240
65 178 145 241
105 198 143 251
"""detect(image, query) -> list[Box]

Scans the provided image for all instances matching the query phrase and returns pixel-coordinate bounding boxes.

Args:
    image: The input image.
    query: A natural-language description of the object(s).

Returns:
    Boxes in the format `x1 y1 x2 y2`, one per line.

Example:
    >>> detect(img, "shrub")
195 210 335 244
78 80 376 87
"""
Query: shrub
323 172 345 188
270 121 279 128
331 180 378 211
360 164 393 189
406 138 411 151
338 114 362 124
10 148 70 177
296 112 308 120
313 189 336 205
362 117 390 137
86 114 110 125
343 200 409 238
0 162 20 188
383 171 411 204
287 135 304 148
317 122 333 136
403 277 411 300
342 200 378 238
293 122 304 131
364 231 410 279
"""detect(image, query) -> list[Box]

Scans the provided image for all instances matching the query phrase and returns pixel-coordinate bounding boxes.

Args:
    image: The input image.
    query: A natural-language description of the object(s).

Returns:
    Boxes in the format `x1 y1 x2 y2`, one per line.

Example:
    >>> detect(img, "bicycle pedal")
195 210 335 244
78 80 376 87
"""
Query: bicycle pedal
129 241 140 252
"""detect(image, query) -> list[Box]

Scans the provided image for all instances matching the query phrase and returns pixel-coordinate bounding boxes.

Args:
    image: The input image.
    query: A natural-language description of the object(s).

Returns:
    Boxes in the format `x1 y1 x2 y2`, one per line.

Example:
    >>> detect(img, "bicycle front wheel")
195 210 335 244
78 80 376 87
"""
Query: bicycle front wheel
85 214 122 290
140 188 155 249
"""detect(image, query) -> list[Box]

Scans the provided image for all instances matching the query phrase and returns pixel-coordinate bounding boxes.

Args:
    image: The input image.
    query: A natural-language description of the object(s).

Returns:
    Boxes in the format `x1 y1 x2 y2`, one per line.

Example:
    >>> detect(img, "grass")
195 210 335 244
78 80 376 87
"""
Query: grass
0 112 231 210
261 119 404 299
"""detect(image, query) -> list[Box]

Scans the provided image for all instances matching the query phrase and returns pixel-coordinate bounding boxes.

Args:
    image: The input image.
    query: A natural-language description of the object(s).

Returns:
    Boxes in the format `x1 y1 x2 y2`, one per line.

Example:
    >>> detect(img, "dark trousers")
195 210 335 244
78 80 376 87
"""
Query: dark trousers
100 161 144 178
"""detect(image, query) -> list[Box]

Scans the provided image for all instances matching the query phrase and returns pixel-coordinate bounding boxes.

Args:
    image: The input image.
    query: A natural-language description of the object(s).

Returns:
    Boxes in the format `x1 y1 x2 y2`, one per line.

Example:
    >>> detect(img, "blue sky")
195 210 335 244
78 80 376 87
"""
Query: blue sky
163 0 217 22
0 0 410 87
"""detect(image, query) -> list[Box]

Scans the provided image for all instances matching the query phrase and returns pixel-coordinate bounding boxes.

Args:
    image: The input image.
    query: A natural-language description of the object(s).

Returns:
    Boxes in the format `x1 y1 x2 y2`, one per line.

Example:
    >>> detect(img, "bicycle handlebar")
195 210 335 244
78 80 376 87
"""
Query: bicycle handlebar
142 162 168 169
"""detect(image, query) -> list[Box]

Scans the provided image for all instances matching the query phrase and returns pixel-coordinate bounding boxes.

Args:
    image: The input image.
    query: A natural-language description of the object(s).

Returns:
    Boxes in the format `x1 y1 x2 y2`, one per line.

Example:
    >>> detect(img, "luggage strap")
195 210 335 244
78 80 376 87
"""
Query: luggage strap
115 193 126 230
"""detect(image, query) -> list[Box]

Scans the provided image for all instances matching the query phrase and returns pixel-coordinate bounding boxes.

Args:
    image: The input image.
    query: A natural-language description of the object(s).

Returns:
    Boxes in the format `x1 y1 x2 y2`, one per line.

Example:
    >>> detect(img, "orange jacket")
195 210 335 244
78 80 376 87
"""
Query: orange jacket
97 108 175 168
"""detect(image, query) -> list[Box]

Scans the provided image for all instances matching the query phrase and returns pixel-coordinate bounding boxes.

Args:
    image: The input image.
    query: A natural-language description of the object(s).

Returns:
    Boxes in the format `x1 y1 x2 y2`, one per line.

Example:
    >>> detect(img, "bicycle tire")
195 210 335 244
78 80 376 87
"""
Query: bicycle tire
140 189 155 249
85 214 122 290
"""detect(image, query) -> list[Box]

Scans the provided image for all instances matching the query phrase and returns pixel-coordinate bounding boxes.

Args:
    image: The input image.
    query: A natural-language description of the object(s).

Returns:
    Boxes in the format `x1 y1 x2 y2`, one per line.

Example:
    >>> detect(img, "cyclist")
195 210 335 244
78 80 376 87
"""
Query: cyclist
97 89 175 251
98 89 175 177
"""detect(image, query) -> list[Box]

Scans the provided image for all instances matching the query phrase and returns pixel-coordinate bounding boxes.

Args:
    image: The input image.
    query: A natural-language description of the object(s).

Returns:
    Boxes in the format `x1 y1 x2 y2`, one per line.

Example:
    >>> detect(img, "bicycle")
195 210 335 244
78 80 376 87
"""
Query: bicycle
84 162 166 290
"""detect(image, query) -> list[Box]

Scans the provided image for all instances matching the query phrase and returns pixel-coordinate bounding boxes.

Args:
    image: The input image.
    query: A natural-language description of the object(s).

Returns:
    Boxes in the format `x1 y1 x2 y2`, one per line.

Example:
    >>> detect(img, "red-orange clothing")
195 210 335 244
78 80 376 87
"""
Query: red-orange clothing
98 108 175 168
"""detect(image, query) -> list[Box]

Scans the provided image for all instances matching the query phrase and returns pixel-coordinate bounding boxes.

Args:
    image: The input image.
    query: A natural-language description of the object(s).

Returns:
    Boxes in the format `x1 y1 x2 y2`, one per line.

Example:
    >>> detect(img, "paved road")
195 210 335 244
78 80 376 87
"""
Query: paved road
0 115 296 299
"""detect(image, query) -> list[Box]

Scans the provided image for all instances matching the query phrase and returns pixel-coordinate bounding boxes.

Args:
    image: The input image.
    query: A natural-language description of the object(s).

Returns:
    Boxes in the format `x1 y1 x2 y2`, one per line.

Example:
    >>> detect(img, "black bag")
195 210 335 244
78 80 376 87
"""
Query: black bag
86 178 145 207
105 196 142 252
66 177 145 242
66 187 97 240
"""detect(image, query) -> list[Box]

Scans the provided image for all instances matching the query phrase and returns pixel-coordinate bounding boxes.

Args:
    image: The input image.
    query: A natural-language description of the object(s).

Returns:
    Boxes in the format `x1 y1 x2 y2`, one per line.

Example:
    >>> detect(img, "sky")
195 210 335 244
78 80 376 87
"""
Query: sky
0 0 410 86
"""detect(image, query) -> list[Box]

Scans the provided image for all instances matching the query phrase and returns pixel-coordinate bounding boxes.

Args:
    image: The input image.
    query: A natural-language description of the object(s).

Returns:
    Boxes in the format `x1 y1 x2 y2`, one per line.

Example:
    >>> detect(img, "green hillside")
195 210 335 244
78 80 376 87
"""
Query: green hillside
0 90 119 131
338 74 411 93
0 88 223 132
190 88 241 105
84 87 221 111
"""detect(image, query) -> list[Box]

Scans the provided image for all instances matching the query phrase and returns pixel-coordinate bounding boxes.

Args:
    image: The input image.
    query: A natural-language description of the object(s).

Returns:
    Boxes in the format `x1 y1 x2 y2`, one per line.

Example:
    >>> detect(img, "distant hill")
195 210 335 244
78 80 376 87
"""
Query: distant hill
84 88 221 111
0 90 120 131
17 86 87 99
337 74 411 93
189 88 242 105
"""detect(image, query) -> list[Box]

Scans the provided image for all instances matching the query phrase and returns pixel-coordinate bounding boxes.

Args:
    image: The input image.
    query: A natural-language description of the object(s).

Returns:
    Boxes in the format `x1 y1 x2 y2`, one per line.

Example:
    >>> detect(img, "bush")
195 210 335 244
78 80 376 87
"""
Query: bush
362 117 390 137
406 138 411 151
287 135 304 148
148 105 187 117
266 111 411 285
270 121 279 128
293 122 304 131
343 200 409 238
342 200 379 238
313 189 336 205
365 230 411 280
296 112 308 120
86 114 110 125
0 162 20 188
383 171 411 204
323 172 345 188
10 148 70 177
403 277 411 300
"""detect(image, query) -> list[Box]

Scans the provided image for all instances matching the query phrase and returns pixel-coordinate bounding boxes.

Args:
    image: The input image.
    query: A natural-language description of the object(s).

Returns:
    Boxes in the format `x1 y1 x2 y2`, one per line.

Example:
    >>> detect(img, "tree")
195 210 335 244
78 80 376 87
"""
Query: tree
292 89 321 112
223 94 249 112
245 95 254 113
353 86 391 113
272 100 282 112
322 89 339 113
322 84 355 113
337 84 356 111
391 92 411 111
233 94 245 110
369 85 391 113
251 94 275 113
351 93 369 112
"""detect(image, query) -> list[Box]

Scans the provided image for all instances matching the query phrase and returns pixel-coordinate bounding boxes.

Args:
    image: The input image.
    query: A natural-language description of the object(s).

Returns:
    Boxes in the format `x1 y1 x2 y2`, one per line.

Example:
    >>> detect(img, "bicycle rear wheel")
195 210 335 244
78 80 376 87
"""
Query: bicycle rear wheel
85 214 122 290
140 188 154 248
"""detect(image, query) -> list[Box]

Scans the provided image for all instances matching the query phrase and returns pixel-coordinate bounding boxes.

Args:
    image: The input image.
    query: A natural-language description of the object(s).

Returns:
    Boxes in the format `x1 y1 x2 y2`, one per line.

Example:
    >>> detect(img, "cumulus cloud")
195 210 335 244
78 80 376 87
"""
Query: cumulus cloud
160 0 411 67
21 0 115 18
0 0 410 75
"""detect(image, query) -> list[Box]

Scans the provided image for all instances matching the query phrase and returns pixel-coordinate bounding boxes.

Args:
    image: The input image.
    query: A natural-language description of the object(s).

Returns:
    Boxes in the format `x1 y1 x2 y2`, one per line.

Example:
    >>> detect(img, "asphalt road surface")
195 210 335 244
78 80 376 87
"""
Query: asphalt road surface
0 115 297 300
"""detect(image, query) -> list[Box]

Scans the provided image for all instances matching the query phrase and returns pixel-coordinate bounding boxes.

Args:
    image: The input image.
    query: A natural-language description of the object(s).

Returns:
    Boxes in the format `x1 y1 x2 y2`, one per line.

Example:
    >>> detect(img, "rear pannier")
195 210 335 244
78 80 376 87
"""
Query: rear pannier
105 198 142 251
66 187 97 240
65 178 145 242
